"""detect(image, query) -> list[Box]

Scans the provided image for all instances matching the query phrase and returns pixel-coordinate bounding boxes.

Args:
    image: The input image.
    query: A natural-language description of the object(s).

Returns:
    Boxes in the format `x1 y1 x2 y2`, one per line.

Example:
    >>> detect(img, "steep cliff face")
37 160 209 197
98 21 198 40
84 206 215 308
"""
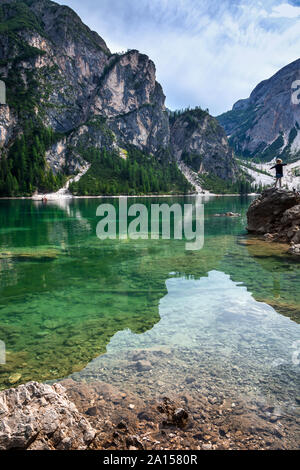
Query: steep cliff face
0 0 236 196
0 0 110 136
94 51 170 153
217 59 300 162
0 104 16 147
0 0 169 163
170 108 239 181
43 50 170 174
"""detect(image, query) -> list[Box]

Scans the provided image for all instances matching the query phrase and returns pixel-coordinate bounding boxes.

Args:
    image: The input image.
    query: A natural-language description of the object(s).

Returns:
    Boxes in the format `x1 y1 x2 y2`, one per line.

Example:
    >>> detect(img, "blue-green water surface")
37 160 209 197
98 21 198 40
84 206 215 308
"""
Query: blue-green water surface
0 196 299 427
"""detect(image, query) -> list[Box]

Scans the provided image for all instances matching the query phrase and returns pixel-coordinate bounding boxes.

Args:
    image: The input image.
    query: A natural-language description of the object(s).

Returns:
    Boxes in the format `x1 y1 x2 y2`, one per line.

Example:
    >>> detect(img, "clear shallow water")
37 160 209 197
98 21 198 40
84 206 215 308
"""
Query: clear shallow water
76 271 299 408
0 196 299 420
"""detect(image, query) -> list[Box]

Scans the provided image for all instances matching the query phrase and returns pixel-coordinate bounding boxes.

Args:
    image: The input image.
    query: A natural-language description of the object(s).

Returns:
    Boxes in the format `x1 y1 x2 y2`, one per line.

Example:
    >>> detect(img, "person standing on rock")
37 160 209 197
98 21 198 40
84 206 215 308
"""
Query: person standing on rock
270 159 287 189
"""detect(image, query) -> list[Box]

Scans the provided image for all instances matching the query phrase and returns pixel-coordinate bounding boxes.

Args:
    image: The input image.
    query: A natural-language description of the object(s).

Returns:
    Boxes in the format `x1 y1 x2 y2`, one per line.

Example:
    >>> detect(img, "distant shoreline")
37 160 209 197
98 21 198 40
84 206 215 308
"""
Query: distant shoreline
0 193 258 201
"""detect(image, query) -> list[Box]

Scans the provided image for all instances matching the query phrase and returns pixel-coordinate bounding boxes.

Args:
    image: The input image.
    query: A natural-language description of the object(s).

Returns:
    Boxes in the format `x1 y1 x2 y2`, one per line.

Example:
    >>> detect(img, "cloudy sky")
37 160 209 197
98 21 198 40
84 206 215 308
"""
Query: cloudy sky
56 0 300 115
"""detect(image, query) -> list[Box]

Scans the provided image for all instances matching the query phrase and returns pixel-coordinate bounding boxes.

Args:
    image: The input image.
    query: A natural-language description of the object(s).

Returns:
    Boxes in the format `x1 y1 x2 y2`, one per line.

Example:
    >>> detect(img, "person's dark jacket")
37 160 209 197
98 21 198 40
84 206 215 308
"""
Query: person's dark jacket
270 163 287 176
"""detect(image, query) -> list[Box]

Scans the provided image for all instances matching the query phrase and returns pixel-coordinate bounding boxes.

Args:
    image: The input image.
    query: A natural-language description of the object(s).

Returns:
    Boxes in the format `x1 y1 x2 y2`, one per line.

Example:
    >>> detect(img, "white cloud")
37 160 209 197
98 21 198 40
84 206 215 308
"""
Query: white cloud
270 3 300 17
56 0 300 115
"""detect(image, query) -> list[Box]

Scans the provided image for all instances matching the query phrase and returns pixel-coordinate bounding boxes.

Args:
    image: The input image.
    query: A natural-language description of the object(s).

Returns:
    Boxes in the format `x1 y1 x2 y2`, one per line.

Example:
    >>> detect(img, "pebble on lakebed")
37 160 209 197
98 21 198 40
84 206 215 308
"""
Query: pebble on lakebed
8 373 22 384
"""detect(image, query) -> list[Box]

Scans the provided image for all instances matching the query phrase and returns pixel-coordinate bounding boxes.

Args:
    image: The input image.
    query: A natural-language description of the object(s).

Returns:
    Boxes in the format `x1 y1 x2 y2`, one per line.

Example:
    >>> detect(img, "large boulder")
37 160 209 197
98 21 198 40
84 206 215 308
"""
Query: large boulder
0 382 96 450
247 188 300 239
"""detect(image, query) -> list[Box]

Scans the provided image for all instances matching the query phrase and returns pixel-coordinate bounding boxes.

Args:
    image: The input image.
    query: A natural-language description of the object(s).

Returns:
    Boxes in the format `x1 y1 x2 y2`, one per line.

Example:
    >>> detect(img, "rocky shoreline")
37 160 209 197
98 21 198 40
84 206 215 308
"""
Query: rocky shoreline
0 378 298 451
247 188 300 256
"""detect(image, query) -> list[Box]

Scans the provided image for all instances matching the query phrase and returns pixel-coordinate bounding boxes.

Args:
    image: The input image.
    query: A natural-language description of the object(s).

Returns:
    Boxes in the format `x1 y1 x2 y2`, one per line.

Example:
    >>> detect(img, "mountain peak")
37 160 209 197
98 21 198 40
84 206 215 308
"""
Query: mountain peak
217 58 300 162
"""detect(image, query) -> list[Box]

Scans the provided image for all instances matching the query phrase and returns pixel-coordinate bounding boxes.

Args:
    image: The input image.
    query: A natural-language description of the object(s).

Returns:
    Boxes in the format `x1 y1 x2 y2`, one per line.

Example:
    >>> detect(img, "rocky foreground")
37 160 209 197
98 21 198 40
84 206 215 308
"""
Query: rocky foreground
0 382 95 450
247 188 300 255
0 380 298 450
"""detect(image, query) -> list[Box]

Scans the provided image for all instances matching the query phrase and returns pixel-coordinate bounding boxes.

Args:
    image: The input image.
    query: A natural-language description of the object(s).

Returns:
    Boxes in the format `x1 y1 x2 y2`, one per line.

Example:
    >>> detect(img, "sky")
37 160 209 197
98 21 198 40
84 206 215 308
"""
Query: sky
56 0 300 115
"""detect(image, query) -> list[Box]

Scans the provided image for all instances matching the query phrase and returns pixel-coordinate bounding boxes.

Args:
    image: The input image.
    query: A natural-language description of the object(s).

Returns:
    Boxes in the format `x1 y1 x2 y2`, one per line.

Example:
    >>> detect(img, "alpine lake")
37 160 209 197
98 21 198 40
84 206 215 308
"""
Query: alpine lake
0 196 299 446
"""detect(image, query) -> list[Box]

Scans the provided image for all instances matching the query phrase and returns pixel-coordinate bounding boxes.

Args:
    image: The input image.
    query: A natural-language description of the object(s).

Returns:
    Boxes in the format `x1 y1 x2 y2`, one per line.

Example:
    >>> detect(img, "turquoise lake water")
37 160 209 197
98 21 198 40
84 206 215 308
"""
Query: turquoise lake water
0 196 299 432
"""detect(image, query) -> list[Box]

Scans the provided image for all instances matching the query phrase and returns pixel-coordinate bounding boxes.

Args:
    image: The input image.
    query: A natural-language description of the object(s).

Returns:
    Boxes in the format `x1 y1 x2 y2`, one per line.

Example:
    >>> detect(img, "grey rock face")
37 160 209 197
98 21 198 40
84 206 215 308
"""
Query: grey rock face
170 109 239 180
0 0 169 160
0 0 109 133
97 52 170 153
0 381 96 450
0 105 16 148
45 120 117 174
217 59 300 160
232 98 250 111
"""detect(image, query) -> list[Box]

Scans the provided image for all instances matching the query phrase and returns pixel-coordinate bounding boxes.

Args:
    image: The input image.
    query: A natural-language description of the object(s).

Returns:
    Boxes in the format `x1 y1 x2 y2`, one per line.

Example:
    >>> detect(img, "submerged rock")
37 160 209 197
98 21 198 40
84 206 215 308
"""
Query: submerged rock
136 360 152 372
157 397 189 428
173 408 189 427
288 243 300 256
0 382 96 450
8 373 22 385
